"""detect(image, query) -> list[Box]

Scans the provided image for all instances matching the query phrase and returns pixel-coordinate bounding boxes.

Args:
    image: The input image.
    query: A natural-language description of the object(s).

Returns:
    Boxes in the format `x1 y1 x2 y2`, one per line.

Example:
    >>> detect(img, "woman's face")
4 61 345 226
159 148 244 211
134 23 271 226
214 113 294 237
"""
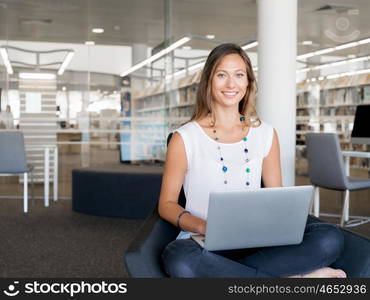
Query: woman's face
211 53 248 109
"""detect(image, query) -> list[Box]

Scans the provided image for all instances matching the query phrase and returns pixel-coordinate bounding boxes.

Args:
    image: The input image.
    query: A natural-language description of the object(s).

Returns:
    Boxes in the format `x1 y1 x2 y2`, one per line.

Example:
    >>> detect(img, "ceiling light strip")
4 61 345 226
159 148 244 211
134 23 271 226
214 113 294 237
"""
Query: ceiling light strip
297 37 370 60
0 47 14 74
334 42 358 50
241 41 258 50
164 41 258 79
57 52 75 75
171 61 206 79
358 38 370 44
120 36 191 77
19 72 56 80
304 68 370 82
297 55 370 73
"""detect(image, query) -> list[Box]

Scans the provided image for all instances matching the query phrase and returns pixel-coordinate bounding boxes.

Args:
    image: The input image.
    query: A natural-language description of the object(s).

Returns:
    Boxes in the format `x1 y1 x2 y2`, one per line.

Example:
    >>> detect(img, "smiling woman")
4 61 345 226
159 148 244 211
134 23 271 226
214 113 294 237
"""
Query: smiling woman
158 43 347 278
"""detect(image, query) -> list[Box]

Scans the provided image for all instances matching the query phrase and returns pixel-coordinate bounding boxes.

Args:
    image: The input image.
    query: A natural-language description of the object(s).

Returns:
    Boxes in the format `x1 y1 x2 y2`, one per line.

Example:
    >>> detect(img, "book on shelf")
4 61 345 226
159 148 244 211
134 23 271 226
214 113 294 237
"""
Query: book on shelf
364 86 370 101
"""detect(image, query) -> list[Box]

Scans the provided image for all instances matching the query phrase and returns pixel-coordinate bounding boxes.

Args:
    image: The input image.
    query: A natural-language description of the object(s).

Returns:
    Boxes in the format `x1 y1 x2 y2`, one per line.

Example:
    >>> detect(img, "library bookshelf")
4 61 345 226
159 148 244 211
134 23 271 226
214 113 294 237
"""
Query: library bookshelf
131 70 370 173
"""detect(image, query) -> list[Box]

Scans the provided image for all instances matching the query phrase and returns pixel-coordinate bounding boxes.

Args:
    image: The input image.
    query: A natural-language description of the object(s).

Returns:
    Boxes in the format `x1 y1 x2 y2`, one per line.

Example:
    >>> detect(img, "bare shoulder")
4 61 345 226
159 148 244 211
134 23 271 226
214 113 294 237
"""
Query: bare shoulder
257 121 279 139
167 132 187 162
165 131 188 176
168 131 184 149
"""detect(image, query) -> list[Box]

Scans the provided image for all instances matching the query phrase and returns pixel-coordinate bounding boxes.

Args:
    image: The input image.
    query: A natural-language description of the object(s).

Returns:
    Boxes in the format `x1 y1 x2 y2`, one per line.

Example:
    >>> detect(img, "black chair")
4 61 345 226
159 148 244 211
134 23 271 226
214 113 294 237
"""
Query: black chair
124 134 370 278
124 189 185 277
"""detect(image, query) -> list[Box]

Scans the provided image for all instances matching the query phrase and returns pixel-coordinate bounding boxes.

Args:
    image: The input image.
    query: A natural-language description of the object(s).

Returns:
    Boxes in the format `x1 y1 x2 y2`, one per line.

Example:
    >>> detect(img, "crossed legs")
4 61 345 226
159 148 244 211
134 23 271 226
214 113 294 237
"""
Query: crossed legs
162 222 345 278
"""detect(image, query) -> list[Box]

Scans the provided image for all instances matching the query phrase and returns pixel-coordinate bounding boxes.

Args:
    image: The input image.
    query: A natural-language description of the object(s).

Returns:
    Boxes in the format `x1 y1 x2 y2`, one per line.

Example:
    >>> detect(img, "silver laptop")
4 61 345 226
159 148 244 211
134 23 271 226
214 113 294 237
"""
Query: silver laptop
191 185 313 251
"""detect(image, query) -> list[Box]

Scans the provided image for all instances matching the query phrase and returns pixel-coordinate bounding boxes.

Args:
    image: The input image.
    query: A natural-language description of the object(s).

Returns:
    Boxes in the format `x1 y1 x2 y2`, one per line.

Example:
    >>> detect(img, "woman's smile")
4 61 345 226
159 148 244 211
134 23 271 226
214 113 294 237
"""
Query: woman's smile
222 91 239 98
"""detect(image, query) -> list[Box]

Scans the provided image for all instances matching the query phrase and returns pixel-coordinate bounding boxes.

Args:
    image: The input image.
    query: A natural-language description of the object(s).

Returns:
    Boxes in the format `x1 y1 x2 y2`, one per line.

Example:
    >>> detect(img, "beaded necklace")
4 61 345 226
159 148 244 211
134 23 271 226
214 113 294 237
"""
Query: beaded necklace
210 116 251 187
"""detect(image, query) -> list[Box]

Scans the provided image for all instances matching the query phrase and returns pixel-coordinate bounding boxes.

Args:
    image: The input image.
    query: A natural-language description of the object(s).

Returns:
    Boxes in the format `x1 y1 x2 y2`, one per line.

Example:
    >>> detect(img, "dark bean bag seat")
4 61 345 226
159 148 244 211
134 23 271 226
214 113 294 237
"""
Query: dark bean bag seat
72 165 162 219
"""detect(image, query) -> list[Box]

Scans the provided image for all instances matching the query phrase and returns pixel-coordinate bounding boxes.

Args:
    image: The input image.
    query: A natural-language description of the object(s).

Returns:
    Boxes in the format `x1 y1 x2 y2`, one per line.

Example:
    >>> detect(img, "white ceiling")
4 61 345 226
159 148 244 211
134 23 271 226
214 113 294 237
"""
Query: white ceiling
0 0 369 78
0 0 369 55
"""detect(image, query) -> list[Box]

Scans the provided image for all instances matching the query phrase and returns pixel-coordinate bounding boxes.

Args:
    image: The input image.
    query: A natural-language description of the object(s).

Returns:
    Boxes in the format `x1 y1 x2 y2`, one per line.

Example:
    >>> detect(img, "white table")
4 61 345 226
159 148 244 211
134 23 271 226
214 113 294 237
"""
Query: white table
342 151 370 175
44 146 58 206
27 145 58 207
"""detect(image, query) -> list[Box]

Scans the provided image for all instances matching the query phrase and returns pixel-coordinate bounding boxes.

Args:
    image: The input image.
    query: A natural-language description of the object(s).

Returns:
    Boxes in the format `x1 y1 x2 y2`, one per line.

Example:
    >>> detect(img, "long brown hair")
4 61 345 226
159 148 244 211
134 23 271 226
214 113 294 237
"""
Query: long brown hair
190 43 259 127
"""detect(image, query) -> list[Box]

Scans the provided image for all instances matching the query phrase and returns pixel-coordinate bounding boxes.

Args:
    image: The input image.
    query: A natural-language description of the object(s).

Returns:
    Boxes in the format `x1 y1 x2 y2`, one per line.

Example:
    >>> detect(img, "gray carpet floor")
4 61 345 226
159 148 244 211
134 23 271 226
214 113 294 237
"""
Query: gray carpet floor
0 198 143 277
1 185 370 277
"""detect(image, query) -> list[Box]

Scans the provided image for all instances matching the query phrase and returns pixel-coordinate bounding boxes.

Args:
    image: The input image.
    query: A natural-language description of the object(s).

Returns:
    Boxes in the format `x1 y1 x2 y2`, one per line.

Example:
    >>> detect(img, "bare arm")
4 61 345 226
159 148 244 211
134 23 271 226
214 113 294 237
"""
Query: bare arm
262 129 282 187
158 132 207 235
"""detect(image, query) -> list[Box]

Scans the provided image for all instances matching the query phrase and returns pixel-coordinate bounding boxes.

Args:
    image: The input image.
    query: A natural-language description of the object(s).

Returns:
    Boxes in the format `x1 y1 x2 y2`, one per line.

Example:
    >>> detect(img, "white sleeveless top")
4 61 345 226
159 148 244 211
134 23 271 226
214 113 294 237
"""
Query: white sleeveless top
175 121 274 239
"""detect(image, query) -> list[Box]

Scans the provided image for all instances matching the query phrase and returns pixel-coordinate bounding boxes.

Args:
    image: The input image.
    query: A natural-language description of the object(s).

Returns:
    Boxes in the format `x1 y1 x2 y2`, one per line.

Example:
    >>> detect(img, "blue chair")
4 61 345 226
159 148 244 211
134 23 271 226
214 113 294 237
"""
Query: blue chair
124 134 370 277
0 131 34 213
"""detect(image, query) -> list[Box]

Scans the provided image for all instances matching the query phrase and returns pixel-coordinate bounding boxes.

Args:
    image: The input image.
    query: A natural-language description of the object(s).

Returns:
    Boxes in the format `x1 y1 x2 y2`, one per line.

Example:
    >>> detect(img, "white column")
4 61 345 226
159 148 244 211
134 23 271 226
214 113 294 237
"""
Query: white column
257 0 297 186
131 43 148 91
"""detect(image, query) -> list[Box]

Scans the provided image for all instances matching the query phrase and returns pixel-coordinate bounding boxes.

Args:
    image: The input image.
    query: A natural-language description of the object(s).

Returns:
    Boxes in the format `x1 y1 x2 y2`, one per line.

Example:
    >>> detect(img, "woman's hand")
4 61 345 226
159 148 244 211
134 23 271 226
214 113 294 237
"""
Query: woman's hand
197 219 207 235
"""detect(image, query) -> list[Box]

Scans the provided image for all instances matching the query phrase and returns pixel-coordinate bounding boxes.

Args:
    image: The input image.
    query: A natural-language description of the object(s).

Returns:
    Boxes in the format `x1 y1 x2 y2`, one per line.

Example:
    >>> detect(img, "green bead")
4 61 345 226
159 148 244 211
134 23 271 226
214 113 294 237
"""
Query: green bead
243 137 248 142
246 168 251 173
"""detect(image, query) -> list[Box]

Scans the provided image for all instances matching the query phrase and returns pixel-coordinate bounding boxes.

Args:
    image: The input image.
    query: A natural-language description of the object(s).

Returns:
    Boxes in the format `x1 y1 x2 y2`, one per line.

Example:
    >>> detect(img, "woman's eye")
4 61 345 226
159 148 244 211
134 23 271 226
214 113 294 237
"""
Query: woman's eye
236 73 245 78
217 73 226 78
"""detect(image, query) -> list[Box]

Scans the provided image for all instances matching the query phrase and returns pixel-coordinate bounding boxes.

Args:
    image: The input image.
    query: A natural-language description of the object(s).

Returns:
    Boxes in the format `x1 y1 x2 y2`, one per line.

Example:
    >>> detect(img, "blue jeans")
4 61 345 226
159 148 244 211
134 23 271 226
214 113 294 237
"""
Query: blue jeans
161 220 344 277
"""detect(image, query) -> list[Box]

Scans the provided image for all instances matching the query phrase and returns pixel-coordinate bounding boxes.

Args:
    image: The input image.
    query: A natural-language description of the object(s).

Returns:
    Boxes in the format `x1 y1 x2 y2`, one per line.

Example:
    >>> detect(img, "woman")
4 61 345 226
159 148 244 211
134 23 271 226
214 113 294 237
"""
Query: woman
158 43 346 278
